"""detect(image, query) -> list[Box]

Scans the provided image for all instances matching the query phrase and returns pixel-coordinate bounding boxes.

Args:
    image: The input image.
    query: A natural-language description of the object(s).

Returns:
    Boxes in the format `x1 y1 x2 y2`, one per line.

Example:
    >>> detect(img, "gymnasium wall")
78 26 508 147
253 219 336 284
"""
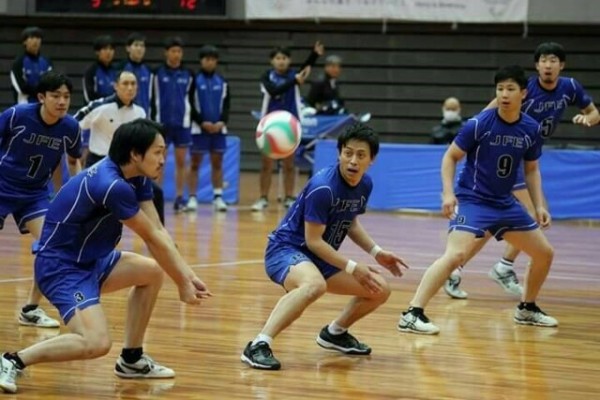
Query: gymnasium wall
1 17 599 170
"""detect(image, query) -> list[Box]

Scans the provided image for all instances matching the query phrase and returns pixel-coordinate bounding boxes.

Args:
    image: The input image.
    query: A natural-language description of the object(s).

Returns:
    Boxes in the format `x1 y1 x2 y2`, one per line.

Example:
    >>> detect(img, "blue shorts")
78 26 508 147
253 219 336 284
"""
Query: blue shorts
265 241 341 285
449 200 538 240
191 133 227 154
81 129 90 148
513 167 527 190
35 251 121 324
0 192 49 234
164 126 192 148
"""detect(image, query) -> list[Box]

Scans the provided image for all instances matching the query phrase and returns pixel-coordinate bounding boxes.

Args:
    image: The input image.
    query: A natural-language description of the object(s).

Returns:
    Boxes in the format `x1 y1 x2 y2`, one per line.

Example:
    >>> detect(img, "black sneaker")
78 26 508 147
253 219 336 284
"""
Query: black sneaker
316 326 372 355
240 342 281 370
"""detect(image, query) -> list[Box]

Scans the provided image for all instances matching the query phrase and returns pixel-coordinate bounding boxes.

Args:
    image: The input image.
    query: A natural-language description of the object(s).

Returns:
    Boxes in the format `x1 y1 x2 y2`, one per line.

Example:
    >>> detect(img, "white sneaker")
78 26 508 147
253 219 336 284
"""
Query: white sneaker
444 273 468 299
0 355 18 394
213 196 228 212
514 305 558 327
489 262 523 297
397 308 440 335
251 198 268 212
186 196 198 211
19 307 60 328
114 354 175 379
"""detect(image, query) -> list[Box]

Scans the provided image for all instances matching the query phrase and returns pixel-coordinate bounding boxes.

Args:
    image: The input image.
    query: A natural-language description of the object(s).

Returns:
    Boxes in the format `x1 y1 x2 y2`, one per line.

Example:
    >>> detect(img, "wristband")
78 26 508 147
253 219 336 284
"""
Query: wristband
345 260 357 274
369 245 382 258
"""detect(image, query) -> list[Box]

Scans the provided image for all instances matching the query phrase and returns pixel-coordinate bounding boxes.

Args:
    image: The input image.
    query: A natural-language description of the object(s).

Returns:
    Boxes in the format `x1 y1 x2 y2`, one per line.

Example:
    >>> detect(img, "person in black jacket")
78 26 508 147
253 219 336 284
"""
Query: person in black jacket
306 55 346 115
430 97 464 145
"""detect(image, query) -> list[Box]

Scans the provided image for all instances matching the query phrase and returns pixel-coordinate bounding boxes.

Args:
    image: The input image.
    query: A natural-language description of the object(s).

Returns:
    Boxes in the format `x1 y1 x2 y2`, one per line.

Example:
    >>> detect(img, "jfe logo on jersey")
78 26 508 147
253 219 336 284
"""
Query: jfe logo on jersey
531 97 569 113
332 197 366 213
23 133 62 150
489 135 525 148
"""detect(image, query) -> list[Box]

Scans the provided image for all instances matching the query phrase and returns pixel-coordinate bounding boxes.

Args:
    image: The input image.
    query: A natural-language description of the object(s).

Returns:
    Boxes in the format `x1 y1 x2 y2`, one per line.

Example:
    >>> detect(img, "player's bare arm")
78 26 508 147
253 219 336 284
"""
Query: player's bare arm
572 103 600 126
523 160 551 228
305 221 383 294
122 209 212 304
347 219 409 277
440 143 466 219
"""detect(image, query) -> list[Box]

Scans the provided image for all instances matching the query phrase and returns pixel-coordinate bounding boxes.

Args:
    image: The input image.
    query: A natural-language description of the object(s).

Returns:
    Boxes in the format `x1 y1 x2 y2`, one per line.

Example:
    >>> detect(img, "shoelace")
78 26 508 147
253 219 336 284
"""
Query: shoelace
253 343 273 357
498 270 519 285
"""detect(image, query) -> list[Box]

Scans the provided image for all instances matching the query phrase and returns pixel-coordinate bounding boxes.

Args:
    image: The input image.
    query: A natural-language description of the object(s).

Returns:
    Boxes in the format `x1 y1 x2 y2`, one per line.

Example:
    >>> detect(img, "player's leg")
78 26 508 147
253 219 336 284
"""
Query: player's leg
399 229 482 335
252 156 274 211
19 213 60 328
186 135 205 211
174 146 188 213
502 228 557 327
315 269 390 355
1 304 112 393
100 251 173 378
282 153 296 208
489 185 534 295
242 247 326 370
444 234 490 299
210 134 227 212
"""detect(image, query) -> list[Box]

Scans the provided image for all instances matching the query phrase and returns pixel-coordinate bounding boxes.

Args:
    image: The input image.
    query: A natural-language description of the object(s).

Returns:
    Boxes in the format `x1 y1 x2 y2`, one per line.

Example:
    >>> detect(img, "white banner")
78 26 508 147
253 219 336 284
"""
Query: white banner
245 0 529 23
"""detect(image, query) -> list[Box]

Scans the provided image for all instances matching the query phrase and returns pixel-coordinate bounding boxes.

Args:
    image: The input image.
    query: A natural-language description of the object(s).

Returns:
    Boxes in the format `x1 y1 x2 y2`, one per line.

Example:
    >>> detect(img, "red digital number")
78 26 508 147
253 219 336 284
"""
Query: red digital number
91 0 102 8
180 0 197 11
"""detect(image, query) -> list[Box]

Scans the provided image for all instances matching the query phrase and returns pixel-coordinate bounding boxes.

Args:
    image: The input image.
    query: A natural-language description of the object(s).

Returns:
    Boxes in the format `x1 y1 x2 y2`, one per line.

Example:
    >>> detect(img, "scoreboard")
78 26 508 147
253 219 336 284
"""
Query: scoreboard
35 0 226 16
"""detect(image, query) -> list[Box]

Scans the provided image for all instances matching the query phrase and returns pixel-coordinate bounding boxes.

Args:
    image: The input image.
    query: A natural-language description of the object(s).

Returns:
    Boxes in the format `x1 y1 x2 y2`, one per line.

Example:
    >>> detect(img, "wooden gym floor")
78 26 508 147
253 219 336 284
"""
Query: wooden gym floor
1 175 599 399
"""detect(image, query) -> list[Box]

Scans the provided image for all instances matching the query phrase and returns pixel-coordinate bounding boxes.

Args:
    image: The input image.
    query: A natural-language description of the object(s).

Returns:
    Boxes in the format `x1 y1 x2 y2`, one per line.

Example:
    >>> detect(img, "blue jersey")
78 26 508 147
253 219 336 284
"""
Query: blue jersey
121 59 153 116
192 71 230 132
83 62 117 103
454 109 542 207
10 53 53 104
269 165 372 251
522 76 592 138
152 64 193 128
35 158 153 263
0 104 81 196
260 68 302 118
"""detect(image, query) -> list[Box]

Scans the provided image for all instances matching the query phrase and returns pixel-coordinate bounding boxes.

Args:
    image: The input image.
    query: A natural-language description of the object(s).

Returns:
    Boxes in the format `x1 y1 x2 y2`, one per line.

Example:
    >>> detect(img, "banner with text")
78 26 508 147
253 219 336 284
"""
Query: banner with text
245 0 528 23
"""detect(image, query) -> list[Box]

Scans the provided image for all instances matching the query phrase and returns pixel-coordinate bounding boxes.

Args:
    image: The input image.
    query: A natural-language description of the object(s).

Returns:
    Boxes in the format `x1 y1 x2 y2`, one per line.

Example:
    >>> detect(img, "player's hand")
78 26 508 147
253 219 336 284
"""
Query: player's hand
375 250 410 277
201 121 215 132
178 276 212 305
296 67 311 85
213 121 225 133
441 192 458 219
314 40 325 56
536 207 552 229
352 264 383 294
572 114 592 127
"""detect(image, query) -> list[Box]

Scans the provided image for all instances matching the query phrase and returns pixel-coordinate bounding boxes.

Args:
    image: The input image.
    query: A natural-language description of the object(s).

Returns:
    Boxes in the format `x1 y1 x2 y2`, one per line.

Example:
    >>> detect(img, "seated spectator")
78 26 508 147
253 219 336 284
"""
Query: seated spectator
306 55 345 115
431 97 464 144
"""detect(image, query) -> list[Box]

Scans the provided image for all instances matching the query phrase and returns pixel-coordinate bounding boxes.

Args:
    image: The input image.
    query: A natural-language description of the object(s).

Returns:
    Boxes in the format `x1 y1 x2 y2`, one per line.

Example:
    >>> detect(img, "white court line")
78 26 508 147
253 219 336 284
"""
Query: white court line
1 258 599 284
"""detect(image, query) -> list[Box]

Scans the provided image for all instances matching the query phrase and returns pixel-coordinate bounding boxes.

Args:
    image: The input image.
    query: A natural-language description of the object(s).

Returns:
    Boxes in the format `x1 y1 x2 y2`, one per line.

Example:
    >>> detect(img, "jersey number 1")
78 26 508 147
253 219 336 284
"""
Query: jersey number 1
27 155 44 178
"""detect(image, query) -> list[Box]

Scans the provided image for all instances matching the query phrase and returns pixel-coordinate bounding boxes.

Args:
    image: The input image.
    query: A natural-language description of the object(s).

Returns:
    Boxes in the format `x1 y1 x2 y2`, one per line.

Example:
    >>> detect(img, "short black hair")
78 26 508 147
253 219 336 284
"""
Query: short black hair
164 36 184 50
126 32 146 46
93 35 115 51
36 71 73 95
534 42 566 62
21 26 43 41
337 122 379 158
494 65 527 89
270 46 291 59
199 44 219 60
108 119 166 166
